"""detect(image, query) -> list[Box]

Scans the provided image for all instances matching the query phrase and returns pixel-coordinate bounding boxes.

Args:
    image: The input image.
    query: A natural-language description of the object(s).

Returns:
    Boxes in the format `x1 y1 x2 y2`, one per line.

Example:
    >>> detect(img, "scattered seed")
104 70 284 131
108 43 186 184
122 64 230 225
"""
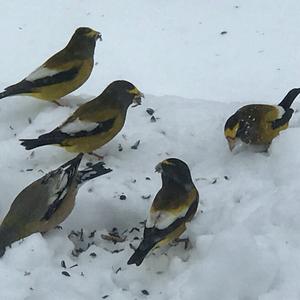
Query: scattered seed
150 116 156 122
211 178 217 184
118 144 123 152
88 187 93 193
61 260 66 268
101 234 125 243
28 117 32 124
70 264 78 269
90 252 97 258
145 177 151 180
24 271 31 276
139 220 146 226
220 31 227 35
142 194 151 200
111 248 124 254
115 267 122 274
131 140 141 150
89 230 96 238
224 175 229 180
62 271 71 277
129 227 140 233
146 108 155 115
102 295 109 299
26 168 33 172
79 229 84 241
119 194 127 200
141 289 150 296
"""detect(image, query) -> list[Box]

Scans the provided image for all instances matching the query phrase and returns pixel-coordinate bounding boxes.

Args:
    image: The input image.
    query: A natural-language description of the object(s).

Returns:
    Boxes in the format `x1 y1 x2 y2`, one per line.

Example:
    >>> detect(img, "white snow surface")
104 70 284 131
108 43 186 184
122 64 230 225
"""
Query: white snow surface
0 1 300 299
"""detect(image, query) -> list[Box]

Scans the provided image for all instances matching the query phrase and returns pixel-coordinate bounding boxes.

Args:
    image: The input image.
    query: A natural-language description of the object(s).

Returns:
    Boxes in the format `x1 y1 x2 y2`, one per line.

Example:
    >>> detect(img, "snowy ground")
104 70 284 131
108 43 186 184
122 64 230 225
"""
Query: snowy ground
1 1 300 299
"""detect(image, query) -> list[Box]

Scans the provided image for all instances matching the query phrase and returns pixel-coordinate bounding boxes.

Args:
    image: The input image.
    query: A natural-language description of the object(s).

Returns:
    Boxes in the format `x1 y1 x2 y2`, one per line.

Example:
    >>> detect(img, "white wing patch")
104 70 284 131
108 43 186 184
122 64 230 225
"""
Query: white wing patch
47 171 69 206
60 119 99 135
146 206 189 230
26 65 60 82
275 105 286 119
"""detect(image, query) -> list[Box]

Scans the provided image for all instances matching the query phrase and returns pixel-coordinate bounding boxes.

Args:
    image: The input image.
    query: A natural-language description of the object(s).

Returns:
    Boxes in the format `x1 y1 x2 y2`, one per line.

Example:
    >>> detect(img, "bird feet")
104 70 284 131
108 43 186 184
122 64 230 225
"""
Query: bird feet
53 100 63 106
174 237 191 250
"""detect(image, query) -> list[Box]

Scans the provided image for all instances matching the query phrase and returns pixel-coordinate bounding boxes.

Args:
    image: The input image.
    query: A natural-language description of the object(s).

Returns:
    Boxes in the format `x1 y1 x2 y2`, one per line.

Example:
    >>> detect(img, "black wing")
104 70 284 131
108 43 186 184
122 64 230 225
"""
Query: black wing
20 118 116 150
4 67 80 95
272 108 294 130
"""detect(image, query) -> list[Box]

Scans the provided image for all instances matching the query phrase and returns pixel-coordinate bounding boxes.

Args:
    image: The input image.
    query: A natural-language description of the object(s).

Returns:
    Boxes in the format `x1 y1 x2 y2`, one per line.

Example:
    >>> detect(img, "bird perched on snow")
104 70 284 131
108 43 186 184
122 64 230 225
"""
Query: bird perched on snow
0 27 101 104
127 158 199 266
20 80 143 155
224 88 300 151
0 153 111 256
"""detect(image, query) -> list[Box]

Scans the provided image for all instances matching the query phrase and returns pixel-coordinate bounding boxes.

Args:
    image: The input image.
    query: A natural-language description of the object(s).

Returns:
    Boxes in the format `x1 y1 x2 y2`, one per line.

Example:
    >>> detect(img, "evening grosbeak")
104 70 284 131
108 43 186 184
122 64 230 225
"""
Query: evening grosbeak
20 80 144 154
224 88 300 151
127 158 199 266
0 27 101 104
0 153 111 256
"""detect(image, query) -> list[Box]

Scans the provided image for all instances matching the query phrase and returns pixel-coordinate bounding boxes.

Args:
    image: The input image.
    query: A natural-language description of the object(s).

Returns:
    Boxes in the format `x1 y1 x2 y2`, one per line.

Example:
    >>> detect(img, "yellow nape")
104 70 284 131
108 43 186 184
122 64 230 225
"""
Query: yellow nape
224 123 239 139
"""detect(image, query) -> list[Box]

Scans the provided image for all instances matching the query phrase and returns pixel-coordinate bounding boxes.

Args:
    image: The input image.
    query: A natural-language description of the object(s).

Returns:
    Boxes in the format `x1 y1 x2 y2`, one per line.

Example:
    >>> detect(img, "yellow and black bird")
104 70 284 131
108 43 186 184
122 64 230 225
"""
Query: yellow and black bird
0 27 101 104
224 88 300 151
20 80 143 154
127 158 199 266
0 153 112 256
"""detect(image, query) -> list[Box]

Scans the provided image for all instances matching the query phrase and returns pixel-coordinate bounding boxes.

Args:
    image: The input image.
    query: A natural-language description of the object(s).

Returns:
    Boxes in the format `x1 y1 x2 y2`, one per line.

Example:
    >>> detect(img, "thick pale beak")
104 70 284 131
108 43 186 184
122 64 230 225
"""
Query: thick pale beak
129 87 144 107
155 162 163 173
96 31 102 41
226 137 236 151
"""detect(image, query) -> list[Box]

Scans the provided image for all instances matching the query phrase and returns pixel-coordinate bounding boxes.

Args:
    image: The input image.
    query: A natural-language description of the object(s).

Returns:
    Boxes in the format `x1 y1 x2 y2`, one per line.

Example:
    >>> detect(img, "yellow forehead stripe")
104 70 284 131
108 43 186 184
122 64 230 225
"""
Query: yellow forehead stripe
86 30 99 37
128 87 140 95
225 123 239 139
161 160 175 166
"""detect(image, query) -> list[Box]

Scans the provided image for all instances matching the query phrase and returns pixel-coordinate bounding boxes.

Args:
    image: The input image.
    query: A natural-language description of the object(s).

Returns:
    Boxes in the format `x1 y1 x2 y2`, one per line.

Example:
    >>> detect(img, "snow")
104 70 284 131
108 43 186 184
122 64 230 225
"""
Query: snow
0 1 300 299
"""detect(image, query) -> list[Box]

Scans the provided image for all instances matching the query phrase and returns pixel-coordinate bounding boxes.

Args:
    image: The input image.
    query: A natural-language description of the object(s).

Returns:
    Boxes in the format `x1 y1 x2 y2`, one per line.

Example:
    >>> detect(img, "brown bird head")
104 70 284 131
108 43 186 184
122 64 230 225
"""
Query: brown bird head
155 158 193 188
103 80 144 109
67 27 102 58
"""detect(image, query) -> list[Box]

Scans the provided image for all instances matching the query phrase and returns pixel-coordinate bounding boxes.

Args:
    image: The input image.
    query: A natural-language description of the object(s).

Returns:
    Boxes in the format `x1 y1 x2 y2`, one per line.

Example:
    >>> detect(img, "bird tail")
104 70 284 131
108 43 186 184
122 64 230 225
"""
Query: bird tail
0 226 19 257
19 137 54 150
19 130 63 150
77 161 112 185
278 88 300 110
127 240 155 266
0 90 11 100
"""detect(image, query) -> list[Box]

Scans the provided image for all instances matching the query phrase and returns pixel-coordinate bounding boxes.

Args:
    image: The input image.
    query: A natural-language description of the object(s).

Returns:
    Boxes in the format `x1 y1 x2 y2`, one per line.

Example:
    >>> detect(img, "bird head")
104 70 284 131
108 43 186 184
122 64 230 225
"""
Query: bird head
224 114 240 151
67 27 102 57
155 158 193 188
104 80 144 108
74 27 102 41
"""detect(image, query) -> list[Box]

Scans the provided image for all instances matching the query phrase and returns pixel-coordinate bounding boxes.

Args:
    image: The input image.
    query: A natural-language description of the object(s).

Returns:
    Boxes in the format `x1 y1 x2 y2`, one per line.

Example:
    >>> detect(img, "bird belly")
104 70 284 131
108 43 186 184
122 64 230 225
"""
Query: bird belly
27 60 93 101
